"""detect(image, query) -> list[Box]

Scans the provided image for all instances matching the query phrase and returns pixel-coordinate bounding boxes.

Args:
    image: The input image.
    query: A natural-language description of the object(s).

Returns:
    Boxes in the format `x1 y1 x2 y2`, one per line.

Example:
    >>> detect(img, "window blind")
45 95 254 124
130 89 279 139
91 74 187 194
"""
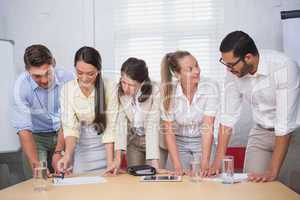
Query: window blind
114 0 225 81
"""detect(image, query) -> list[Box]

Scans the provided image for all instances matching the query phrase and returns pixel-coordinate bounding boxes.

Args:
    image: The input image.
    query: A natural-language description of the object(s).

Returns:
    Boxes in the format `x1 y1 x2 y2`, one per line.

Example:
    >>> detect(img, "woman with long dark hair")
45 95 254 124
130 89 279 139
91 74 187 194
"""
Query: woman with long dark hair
57 46 114 174
104 57 164 174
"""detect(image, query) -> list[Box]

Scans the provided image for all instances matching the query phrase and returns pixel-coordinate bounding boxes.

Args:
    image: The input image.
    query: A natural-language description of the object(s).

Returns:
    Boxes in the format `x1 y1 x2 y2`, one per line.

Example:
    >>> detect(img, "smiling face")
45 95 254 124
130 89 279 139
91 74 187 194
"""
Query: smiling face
221 51 254 78
28 64 54 89
175 55 200 86
75 60 99 89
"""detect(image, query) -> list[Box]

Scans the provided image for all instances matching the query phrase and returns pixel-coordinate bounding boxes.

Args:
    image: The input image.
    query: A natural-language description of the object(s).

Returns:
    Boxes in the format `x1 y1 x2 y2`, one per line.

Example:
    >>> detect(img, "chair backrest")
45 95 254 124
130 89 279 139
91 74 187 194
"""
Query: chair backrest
226 147 246 172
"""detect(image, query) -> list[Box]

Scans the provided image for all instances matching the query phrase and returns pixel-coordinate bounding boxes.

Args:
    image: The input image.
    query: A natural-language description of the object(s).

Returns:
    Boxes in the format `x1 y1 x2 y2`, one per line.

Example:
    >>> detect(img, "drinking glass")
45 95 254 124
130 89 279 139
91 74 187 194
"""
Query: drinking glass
33 161 48 191
222 156 234 184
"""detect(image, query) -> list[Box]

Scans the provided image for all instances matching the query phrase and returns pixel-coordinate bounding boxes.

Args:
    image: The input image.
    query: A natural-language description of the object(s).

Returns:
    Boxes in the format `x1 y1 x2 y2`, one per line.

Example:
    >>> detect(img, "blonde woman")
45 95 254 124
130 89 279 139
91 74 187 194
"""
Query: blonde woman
161 51 219 176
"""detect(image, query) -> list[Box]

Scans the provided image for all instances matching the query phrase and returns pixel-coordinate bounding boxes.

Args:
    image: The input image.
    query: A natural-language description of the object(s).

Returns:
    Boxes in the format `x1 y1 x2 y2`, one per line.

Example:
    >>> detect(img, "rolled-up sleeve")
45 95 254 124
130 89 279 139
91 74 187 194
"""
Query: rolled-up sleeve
160 107 175 122
160 97 175 122
114 109 128 151
145 85 160 160
11 77 32 133
60 84 80 138
220 73 242 128
102 80 117 143
204 80 220 117
275 60 300 136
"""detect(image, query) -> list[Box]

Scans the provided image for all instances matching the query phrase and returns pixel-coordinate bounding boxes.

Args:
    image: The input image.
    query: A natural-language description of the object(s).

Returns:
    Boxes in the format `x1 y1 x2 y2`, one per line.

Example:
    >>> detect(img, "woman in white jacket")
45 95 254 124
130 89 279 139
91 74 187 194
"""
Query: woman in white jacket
104 57 165 175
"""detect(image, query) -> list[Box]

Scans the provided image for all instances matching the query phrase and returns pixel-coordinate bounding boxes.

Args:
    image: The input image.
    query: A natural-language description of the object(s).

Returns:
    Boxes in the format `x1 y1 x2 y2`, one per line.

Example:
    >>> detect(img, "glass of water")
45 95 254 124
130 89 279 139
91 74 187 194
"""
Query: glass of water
33 161 48 191
189 159 202 183
222 156 234 184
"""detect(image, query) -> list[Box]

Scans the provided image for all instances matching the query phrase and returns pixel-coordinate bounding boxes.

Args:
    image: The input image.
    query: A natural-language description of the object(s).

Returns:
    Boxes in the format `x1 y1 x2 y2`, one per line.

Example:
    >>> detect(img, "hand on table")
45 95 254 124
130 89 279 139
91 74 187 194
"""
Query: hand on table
200 160 210 177
102 161 126 176
247 171 277 182
208 159 222 177
52 153 63 174
171 164 186 176
57 155 73 175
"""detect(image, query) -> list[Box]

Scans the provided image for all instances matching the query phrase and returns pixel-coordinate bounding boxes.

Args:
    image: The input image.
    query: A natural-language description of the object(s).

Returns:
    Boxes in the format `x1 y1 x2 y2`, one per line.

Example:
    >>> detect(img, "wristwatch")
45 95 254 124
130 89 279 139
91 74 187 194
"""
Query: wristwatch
54 150 64 156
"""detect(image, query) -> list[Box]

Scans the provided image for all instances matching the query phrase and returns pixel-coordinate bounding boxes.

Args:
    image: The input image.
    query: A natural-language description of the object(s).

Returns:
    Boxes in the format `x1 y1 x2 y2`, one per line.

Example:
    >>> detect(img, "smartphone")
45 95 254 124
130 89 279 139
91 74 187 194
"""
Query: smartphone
140 175 182 182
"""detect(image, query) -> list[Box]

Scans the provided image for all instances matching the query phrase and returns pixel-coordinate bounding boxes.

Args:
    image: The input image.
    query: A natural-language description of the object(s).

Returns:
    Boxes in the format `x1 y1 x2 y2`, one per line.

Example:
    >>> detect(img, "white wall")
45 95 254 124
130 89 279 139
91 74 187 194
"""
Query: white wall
0 0 97 151
94 1 116 76
224 0 300 51
0 0 95 74
0 0 116 76
1 0 299 77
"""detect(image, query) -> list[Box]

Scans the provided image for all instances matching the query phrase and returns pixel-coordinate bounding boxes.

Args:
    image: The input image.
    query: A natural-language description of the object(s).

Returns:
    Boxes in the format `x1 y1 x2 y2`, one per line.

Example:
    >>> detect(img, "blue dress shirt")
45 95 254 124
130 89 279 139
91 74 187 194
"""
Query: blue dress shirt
11 67 74 134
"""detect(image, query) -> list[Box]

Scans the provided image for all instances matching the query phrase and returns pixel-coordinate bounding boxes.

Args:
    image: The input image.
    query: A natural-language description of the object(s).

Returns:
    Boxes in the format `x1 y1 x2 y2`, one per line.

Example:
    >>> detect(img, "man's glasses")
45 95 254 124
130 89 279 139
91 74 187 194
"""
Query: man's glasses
219 57 243 69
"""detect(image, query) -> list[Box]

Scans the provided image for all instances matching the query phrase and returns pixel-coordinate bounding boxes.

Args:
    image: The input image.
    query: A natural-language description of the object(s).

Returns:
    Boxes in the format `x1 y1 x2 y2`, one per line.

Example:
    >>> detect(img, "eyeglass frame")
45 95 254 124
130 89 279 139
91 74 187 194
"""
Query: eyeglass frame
219 57 243 69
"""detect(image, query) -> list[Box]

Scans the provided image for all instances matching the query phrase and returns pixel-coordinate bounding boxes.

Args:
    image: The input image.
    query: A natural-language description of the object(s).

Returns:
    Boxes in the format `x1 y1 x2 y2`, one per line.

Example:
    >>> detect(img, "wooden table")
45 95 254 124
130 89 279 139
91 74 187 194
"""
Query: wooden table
1 173 299 200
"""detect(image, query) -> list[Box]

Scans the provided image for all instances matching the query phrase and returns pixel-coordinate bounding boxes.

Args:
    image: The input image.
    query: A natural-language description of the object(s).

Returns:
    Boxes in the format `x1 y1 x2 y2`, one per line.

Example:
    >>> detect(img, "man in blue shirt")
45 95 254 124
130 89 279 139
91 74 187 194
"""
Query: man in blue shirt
11 44 74 173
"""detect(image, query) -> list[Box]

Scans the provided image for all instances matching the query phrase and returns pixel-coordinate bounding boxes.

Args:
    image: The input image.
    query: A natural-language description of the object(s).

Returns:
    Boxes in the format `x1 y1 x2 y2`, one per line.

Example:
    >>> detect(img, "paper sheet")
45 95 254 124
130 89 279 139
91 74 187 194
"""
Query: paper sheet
53 176 107 186
203 173 248 183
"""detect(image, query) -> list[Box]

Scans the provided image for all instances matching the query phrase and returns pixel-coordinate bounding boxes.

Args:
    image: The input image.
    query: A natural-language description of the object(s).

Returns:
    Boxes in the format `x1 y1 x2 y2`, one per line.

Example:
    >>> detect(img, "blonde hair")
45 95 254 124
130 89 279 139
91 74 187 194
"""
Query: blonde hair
161 50 191 111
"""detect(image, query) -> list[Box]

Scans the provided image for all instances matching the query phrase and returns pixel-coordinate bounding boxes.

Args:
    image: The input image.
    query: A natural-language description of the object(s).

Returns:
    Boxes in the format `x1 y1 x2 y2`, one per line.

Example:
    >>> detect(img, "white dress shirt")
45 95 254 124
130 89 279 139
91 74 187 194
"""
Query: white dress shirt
112 82 161 160
220 49 300 136
131 89 144 130
60 78 115 143
161 77 220 137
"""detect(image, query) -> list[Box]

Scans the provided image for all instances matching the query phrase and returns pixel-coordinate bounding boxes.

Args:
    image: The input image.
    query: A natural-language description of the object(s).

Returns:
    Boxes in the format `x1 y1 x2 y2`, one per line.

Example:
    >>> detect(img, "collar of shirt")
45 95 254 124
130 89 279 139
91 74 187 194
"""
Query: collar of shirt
243 51 269 79
131 88 144 128
174 78 209 100
132 87 142 105
256 53 269 76
74 80 95 99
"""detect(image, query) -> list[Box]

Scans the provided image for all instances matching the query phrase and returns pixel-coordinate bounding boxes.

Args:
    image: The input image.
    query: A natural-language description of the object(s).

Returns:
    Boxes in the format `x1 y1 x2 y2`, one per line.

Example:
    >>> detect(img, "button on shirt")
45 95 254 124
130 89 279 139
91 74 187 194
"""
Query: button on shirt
11 68 74 133
130 89 145 136
220 50 300 136
161 78 220 137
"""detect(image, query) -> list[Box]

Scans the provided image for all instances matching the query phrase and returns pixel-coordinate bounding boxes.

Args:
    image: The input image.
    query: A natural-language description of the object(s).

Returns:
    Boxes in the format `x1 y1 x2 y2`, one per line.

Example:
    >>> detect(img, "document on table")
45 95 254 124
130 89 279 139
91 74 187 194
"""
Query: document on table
203 173 248 183
53 176 107 186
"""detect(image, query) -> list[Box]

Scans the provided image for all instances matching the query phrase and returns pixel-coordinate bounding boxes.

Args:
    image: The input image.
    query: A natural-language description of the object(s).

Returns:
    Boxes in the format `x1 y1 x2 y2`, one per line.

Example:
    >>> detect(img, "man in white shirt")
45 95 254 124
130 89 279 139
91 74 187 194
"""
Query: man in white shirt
210 31 300 182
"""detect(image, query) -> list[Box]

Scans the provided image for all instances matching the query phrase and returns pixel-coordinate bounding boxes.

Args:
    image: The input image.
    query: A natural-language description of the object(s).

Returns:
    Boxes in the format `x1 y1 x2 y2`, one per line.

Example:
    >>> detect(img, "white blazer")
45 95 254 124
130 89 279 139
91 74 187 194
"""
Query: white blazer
111 82 161 160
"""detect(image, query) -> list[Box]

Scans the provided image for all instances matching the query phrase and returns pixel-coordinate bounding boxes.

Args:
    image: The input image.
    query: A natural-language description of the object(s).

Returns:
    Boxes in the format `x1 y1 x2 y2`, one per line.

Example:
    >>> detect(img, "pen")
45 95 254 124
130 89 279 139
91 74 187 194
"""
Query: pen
52 172 64 179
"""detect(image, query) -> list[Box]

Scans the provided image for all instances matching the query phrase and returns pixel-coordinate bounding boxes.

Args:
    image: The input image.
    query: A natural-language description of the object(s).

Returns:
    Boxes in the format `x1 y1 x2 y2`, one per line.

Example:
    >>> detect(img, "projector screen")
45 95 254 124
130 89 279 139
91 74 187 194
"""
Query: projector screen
0 39 20 153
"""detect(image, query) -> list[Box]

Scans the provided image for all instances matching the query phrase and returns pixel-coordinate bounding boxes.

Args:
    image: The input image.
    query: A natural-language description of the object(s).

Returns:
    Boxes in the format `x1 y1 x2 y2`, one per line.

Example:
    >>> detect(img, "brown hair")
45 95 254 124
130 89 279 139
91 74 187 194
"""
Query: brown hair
74 46 106 133
118 57 152 103
24 44 55 69
161 50 191 111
